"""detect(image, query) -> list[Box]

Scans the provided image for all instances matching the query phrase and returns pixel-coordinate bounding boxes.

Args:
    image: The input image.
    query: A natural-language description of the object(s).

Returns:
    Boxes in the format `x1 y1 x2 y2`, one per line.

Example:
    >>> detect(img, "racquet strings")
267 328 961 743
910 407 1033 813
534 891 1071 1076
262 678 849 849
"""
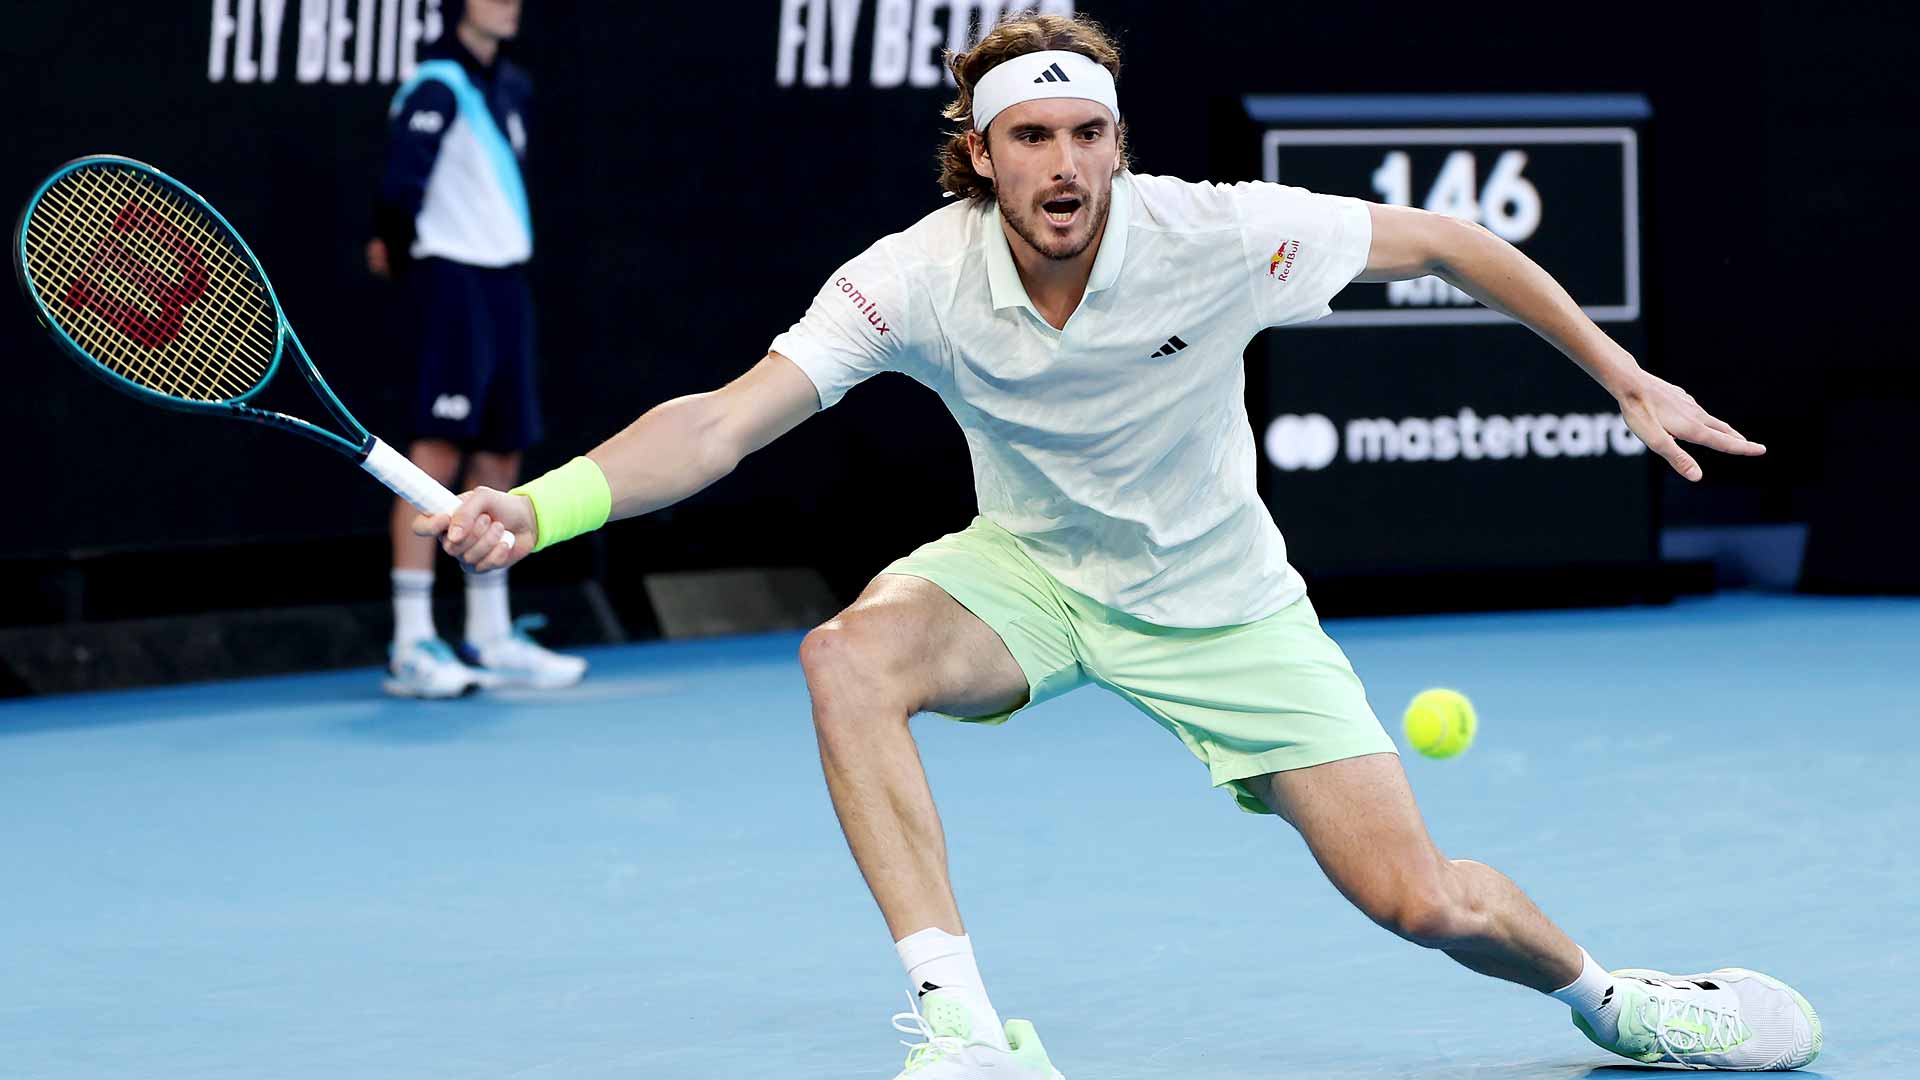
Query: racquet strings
21 162 278 403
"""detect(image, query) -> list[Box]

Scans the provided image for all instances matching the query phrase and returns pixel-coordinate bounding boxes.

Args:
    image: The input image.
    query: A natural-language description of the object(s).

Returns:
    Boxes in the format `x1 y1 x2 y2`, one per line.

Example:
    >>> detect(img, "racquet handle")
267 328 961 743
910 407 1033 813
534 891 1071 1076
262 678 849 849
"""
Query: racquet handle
362 438 517 550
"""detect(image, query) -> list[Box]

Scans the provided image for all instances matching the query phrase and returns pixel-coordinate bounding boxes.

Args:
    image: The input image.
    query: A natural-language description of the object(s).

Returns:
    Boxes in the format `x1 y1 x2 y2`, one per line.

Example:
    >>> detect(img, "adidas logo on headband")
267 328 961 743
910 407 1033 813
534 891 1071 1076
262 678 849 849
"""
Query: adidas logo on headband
972 50 1119 131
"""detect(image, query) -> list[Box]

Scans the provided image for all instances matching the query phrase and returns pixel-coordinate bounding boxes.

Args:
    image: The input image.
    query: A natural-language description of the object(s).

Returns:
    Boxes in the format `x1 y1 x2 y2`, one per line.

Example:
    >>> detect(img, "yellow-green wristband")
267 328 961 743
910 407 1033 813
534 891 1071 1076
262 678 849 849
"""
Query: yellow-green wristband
510 456 611 553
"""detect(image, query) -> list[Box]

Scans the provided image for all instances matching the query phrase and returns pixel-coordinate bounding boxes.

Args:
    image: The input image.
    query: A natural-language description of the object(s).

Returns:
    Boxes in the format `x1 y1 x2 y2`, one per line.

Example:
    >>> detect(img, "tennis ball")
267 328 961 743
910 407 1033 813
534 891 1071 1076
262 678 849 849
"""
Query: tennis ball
1402 688 1477 759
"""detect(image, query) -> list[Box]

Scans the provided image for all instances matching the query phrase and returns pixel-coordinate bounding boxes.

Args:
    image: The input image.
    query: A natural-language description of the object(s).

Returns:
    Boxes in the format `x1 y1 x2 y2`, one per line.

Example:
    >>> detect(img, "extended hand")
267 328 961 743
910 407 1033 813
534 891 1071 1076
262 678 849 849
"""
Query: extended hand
1613 371 1765 481
412 486 537 572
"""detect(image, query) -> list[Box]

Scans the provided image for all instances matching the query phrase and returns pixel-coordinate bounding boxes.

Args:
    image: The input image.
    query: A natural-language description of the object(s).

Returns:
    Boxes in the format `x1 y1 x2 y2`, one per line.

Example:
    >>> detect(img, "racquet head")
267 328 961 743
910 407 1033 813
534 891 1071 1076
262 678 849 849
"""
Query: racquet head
14 155 284 407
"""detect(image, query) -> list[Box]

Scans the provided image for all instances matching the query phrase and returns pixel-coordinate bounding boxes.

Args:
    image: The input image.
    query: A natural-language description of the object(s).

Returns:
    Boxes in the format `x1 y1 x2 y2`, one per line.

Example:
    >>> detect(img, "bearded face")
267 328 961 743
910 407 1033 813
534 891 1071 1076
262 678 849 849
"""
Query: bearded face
974 98 1119 262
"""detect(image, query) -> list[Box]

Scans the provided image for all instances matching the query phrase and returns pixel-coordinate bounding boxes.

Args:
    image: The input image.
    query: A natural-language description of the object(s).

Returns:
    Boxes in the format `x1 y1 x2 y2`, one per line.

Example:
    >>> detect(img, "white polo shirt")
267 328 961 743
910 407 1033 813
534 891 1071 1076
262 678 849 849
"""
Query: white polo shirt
770 172 1372 628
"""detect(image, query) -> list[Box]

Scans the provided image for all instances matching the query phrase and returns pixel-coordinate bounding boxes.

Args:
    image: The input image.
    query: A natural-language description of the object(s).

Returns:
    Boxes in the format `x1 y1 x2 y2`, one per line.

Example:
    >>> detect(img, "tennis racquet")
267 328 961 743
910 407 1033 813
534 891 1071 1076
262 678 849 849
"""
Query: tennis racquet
12 154 510 548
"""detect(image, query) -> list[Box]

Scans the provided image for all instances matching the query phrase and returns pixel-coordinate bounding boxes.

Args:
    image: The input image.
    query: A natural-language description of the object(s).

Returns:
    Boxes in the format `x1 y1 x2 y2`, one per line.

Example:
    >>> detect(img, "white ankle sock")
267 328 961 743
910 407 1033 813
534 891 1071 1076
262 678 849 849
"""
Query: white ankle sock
895 927 1008 1051
1551 948 1622 1039
464 569 511 645
391 568 435 647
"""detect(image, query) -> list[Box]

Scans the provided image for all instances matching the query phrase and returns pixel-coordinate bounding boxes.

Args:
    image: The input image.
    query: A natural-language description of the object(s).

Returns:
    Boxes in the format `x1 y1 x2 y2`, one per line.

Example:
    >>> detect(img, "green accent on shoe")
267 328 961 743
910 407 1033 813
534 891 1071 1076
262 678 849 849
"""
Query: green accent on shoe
899 993 974 1074
894 996 1063 1078
1004 1019 1061 1073
1575 969 1753 1066
1572 1008 1654 1064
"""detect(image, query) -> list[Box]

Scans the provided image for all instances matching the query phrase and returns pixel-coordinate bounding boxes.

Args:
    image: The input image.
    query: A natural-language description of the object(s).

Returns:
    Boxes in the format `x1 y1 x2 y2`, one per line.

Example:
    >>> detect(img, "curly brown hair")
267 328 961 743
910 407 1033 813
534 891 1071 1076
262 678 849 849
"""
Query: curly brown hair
937 13 1130 201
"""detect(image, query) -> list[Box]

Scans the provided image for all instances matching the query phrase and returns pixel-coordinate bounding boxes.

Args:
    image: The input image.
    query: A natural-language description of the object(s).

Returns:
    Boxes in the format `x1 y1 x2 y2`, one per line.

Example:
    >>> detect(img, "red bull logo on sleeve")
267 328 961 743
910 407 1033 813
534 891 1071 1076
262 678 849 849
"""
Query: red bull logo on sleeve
1267 239 1300 283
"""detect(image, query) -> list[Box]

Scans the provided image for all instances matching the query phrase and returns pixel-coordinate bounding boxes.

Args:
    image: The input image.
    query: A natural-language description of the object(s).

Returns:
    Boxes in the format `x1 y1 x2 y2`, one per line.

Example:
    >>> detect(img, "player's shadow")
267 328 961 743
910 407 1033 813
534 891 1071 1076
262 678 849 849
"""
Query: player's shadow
1584 1070 1833 1079
1582 1060 1835 1068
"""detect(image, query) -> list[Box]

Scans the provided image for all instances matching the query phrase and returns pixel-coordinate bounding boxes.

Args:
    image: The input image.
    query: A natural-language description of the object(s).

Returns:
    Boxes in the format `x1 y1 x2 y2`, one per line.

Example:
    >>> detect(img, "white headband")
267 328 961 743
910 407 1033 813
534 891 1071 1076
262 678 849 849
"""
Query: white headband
970 50 1118 132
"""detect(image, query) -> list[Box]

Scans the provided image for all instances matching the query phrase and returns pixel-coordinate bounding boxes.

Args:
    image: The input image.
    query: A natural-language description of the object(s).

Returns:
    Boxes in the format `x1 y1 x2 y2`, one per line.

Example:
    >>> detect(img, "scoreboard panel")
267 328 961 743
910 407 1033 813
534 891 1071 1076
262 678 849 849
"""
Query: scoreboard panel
1265 128 1639 326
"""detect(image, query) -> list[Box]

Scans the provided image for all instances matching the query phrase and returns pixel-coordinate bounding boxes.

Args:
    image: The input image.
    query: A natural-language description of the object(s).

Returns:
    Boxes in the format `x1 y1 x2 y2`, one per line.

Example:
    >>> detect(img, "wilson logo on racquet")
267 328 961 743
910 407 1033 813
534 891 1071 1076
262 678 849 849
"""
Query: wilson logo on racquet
18 156 514 551
63 202 209 349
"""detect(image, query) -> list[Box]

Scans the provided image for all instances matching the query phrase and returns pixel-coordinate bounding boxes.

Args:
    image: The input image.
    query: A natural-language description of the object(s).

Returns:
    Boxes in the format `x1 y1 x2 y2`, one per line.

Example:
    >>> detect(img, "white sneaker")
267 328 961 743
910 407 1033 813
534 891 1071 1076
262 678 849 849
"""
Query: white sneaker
1575 966 1823 1070
383 638 481 699
888 989 1065 1079
461 615 587 690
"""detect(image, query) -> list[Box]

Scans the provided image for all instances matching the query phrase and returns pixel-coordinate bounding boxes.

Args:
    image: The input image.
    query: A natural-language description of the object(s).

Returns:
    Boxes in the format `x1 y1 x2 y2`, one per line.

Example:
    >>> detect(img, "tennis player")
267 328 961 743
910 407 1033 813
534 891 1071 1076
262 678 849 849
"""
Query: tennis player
419 14 1820 1076
369 0 584 696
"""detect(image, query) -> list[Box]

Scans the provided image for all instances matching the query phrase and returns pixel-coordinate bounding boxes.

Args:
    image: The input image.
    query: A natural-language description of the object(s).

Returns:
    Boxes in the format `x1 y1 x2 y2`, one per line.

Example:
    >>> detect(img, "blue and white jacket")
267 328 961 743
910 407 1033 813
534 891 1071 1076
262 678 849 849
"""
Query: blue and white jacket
375 36 532 269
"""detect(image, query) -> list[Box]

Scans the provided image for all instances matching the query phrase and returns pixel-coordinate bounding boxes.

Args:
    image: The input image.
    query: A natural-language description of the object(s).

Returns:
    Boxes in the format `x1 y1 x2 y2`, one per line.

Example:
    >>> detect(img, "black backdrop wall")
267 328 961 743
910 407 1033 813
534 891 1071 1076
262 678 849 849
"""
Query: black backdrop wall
4 2 1914 626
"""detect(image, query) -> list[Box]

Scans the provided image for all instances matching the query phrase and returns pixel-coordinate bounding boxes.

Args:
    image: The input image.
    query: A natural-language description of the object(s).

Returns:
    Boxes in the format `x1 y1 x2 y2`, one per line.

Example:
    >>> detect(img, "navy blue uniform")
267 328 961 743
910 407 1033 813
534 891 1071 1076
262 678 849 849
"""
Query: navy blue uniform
376 36 540 451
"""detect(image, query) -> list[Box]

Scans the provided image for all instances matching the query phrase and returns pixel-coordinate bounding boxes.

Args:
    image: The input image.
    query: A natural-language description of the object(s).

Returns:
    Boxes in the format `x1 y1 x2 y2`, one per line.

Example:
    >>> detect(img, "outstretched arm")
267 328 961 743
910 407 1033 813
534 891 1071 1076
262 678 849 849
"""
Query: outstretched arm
417 353 820 571
589 352 820 520
1359 202 1764 481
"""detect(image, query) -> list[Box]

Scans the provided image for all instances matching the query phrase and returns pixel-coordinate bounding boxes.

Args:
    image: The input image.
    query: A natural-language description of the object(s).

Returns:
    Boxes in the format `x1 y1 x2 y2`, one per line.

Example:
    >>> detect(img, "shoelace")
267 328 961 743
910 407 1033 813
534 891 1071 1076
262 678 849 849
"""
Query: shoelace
1634 981 1752 1065
892 994 965 1074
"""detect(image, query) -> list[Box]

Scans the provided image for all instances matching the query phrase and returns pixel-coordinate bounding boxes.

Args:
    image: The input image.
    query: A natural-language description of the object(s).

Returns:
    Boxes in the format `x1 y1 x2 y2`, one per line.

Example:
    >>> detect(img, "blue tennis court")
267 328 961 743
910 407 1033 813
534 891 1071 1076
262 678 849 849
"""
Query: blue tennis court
3 592 1912 1078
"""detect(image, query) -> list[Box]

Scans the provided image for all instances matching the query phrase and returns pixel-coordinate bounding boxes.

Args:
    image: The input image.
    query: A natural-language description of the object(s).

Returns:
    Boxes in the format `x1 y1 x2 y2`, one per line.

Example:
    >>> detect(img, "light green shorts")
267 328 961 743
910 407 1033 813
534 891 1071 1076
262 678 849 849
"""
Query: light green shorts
884 517 1397 815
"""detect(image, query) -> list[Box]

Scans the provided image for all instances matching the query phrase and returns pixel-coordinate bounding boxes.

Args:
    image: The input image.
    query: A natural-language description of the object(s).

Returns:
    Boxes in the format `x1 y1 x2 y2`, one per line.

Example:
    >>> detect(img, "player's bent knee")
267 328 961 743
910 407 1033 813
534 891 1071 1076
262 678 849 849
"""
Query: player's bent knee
799 616 922 717
797 620 864 686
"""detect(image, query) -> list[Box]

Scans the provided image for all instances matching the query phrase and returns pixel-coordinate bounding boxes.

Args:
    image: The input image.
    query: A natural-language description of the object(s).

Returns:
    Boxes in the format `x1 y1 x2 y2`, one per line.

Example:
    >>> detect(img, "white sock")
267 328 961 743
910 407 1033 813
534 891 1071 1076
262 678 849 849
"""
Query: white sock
464 568 511 645
896 928 1008 1051
391 568 436 647
1551 948 1622 1040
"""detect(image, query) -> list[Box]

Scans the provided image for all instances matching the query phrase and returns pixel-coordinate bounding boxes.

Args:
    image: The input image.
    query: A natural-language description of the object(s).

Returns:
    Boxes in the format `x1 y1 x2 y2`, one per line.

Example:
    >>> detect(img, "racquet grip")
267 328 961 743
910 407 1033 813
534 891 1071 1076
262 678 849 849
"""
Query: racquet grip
362 438 516 550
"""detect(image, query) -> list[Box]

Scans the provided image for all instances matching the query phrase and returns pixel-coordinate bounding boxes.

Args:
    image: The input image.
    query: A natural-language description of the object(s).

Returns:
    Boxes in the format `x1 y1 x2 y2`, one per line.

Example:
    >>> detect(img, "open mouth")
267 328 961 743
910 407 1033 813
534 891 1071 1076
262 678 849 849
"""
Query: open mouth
1041 196 1082 226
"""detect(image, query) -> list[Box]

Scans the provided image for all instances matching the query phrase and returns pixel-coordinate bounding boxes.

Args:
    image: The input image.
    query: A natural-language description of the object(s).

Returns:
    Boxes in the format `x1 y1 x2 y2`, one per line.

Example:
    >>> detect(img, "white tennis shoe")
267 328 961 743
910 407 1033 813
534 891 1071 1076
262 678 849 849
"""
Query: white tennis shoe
1574 966 1822 1070
461 616 587 689
383 638 481 698
888 989 1065 1079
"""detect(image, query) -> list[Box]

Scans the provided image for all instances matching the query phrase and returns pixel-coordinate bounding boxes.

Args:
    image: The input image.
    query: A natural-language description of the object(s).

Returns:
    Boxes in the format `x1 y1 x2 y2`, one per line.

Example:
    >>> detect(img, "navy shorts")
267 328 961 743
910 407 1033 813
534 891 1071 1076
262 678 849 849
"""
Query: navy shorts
407 257 543 451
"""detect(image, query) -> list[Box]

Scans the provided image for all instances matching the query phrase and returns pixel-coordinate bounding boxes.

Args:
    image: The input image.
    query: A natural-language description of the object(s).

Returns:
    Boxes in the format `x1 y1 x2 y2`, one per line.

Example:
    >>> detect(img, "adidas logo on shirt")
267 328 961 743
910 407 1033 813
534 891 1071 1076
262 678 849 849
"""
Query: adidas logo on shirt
1149 335 1190 358
1033 63 1071 83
